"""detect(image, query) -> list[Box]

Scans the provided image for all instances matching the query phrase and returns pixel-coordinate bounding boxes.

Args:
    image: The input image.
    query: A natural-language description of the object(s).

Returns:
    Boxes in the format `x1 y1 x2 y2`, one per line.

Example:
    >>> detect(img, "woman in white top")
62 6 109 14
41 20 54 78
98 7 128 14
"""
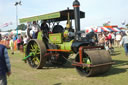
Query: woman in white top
115 32 122 47
9 37 14 54
23 35 28 45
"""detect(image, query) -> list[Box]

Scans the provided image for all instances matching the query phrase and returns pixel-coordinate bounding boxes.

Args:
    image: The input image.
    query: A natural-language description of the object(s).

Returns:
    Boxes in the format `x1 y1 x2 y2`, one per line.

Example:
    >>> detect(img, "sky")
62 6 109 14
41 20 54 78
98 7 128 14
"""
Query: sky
0 0 128 31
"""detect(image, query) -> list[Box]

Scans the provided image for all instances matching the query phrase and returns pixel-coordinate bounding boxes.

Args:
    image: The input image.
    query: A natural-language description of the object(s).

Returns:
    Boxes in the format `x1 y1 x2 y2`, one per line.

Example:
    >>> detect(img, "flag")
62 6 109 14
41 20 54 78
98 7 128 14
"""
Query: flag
0 22 13 28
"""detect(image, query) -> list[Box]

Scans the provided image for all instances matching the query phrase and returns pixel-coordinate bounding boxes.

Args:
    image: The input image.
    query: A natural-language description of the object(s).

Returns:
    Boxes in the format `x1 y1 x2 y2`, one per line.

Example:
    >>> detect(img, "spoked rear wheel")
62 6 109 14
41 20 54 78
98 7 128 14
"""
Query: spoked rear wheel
26 39 46 69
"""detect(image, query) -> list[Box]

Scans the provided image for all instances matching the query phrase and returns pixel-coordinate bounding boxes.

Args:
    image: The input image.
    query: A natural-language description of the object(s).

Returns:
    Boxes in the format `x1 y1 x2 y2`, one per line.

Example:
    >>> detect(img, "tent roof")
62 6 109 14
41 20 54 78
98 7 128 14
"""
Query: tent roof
85 26 121 33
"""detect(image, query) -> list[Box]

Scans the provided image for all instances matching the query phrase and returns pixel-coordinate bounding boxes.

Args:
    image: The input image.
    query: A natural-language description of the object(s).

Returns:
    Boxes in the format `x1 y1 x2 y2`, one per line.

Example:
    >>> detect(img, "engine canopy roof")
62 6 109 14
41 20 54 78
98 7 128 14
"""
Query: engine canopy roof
19 9 85 23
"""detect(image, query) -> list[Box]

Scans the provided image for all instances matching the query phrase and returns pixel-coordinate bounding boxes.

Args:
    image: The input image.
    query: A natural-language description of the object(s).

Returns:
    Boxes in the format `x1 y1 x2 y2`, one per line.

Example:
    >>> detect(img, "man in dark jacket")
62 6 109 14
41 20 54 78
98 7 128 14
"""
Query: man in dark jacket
0 44 11 85
86 32 98 46
41 20 49 37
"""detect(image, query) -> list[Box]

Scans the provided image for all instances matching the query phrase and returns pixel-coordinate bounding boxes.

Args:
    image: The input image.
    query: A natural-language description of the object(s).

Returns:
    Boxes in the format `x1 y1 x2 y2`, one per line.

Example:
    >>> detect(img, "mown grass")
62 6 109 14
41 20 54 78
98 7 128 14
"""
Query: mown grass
7 47 128 85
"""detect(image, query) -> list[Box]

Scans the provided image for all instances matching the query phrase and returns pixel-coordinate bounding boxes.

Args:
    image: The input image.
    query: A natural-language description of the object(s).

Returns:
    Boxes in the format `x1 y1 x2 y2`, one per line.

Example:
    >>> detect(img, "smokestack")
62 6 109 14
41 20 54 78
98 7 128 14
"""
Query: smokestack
73 0 80 32
73 0 81 40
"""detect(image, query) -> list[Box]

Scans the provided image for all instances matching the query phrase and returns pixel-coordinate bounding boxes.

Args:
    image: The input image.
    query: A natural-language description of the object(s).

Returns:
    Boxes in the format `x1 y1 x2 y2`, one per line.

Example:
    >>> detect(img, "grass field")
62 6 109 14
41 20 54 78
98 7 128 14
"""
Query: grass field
7 47 128 85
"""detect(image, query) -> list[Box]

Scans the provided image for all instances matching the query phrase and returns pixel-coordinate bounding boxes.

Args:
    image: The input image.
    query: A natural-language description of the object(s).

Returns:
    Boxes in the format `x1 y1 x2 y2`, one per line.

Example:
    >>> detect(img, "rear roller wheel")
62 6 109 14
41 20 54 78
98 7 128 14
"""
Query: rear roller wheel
26 39 46 69
75 50 112 77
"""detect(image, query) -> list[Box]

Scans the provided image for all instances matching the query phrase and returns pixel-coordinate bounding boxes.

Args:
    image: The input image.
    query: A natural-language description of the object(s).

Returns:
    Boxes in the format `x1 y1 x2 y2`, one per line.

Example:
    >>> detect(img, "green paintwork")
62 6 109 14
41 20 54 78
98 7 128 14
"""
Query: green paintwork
23 53 33 60
37 31 43 41
19 12 60 23
83 58 91 64
63 30 69 38
49 33 62 44
32 56 40 64
23 45 27 53
23 42 40 63
82 57 91 72
58 40 73 50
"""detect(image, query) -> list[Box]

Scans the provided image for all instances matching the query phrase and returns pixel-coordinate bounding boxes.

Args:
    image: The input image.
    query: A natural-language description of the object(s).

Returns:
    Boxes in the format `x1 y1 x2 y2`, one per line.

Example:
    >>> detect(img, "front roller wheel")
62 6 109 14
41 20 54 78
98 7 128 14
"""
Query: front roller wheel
75 53 92 76
26 39 46 69
75 50 112 77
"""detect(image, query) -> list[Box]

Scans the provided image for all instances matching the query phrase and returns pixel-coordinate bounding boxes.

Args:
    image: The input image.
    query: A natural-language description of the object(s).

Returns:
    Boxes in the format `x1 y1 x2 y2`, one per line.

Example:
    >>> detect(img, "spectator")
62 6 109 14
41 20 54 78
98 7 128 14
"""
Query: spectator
13 35 17 41
9 37 14 54
13 35 17 51
120 31 128 56
104 33 109 50
0 44 11 85
17 35 21 50
98 33 105 46
107 32 112 48
111 32 115 46
115 32 122 47
23 35 28 45
20 35 24 46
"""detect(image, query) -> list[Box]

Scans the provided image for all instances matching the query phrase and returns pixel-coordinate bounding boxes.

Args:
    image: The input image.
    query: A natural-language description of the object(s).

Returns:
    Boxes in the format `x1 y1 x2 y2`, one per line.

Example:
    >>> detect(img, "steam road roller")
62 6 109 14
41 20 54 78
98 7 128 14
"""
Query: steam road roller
20 0 114 76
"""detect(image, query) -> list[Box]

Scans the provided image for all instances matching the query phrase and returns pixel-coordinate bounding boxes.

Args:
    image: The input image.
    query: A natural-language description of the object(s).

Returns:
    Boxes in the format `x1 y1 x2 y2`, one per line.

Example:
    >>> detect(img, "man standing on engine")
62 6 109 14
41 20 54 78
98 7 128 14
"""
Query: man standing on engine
32 21 40 39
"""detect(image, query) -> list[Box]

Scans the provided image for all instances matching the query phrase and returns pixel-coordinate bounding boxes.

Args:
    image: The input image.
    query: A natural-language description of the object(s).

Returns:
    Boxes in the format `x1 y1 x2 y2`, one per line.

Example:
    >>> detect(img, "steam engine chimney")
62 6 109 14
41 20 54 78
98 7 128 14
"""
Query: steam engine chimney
73 0 81 40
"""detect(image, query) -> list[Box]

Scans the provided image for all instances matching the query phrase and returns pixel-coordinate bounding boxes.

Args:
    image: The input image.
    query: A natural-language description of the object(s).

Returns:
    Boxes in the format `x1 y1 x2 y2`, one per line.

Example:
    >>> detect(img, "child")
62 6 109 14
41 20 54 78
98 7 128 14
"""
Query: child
9 37 14 54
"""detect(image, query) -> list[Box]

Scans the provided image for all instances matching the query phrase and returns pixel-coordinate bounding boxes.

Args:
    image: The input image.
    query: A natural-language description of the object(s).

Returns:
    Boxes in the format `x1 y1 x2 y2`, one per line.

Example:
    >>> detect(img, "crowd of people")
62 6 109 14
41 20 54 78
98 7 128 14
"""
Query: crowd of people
93 31 128 55
0 20 51 85
1 22 128 85
0 20 49 55
0 19 128 57
97 32 122 48
0 34 30 54
0 27 127 56
84 30 128 55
